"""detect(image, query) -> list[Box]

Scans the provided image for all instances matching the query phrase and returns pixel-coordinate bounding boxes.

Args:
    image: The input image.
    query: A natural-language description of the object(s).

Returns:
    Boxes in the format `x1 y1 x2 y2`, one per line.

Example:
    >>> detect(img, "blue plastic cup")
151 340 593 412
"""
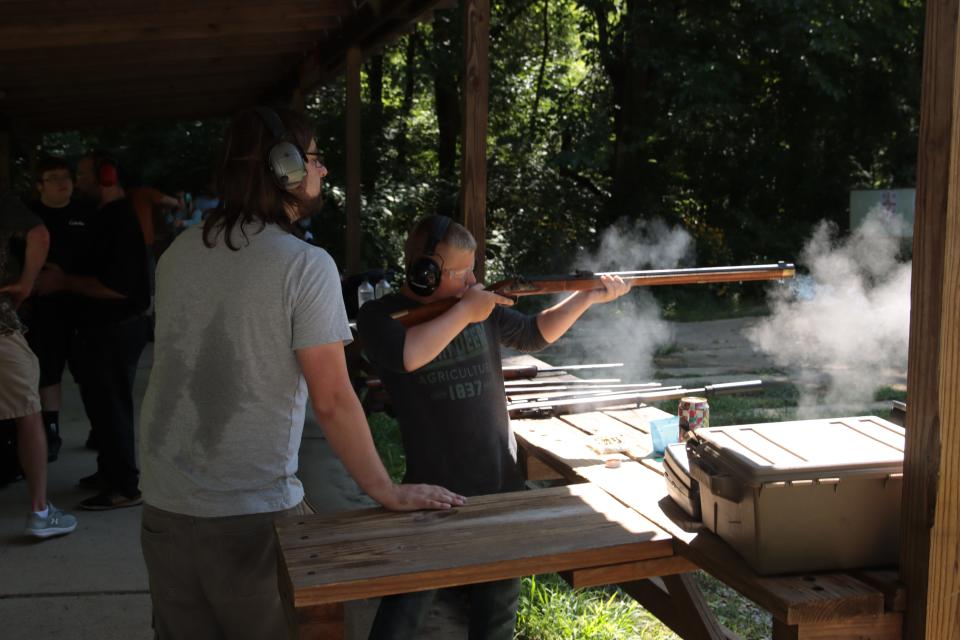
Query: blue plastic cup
649 416 680 454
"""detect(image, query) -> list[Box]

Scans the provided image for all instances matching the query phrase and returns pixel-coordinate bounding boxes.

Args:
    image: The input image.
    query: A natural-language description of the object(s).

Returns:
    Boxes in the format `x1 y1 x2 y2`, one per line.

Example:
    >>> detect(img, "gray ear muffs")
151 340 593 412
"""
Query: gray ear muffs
254 107 308 189
407 216 452 297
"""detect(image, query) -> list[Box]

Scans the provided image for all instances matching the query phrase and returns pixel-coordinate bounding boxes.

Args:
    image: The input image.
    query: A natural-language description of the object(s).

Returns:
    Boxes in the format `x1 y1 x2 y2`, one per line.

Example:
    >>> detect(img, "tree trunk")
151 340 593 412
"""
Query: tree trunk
527 0 550 147
395 31 419 174
591 0 656 224
433 12 461 217
365 54 384 197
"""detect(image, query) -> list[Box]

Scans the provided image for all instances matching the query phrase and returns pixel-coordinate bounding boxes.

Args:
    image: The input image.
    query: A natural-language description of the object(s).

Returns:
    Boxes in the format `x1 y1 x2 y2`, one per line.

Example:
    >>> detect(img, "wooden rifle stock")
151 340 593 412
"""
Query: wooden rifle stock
390 262 795 327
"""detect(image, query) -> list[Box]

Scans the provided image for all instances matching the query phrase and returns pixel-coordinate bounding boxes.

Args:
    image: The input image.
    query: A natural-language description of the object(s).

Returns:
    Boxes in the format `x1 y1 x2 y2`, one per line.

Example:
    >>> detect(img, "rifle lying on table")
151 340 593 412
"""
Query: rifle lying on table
364 362 624 390
507 379 762 419
390 262 795 327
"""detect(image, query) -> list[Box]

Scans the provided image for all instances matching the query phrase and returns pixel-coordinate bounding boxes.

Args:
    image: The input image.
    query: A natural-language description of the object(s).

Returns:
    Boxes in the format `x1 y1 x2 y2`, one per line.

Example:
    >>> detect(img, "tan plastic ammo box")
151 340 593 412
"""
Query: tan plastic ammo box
686 416 904 575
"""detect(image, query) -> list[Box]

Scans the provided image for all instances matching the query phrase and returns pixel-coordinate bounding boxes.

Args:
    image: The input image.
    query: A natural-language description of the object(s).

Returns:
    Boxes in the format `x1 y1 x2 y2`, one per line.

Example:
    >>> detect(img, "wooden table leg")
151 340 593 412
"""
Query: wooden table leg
771 612 902 640
289 602 345 640
621 574 739 640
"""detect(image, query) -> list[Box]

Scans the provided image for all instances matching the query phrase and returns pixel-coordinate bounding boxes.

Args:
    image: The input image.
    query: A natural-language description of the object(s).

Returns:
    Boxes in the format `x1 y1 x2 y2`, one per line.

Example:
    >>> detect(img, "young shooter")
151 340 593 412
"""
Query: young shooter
358 215 629 640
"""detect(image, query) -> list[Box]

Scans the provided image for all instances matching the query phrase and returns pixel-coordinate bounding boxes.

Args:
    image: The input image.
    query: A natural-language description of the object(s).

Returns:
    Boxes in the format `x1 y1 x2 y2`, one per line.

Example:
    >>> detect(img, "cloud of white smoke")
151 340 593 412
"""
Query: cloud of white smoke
548 218 693 382
747 207 911 415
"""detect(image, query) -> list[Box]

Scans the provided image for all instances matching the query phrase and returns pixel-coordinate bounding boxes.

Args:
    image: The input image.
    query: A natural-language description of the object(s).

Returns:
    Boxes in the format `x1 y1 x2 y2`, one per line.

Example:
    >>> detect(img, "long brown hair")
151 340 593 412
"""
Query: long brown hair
203 107 313 250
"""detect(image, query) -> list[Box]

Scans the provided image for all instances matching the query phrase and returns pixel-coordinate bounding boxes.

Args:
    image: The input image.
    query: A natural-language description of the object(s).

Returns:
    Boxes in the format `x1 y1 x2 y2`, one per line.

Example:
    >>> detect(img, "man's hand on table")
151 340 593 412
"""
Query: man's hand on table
381 484 467 511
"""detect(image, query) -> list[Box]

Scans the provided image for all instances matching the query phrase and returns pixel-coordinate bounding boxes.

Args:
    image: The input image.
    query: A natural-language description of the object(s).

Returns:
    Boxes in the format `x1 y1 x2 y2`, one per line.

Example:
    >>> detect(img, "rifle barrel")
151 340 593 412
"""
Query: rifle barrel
495 263 795 296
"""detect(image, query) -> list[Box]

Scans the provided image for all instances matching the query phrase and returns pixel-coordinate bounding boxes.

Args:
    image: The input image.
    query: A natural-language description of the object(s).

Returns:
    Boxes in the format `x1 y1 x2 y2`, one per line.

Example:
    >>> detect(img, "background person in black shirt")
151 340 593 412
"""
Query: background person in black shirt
35 151 150 510
24 155 95 461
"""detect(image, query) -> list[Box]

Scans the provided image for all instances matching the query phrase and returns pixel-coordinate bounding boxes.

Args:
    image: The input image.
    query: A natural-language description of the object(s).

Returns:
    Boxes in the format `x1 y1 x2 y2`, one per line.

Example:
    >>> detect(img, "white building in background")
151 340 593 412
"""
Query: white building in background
850 188 915 237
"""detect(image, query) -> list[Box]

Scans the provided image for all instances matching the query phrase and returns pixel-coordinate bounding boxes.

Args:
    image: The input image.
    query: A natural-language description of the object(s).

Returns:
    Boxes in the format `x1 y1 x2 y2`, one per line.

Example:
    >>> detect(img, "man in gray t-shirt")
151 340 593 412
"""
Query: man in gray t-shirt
138 108 463 640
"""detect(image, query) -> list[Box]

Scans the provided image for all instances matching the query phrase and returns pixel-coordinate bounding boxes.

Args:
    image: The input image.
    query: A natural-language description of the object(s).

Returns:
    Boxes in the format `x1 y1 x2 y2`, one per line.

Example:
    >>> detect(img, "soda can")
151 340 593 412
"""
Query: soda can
678 396 709 441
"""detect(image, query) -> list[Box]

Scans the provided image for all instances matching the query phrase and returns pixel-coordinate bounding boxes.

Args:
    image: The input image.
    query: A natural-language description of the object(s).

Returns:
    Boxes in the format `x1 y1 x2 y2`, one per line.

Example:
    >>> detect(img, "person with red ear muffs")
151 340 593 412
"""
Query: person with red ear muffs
35 150 150 510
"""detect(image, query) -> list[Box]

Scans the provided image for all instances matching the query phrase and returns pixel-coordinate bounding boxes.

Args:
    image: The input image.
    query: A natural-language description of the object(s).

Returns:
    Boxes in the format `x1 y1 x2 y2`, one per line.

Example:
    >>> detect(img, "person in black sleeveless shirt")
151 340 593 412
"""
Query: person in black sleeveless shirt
23 156 95 461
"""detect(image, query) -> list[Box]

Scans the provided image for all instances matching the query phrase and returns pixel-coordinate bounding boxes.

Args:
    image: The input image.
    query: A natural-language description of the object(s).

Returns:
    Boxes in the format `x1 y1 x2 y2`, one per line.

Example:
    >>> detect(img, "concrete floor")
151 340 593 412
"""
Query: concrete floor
0 349 154 640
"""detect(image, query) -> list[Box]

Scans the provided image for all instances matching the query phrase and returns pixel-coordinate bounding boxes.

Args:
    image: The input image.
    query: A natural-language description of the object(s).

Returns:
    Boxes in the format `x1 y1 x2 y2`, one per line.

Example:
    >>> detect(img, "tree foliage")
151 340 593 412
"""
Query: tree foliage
19 0 922 279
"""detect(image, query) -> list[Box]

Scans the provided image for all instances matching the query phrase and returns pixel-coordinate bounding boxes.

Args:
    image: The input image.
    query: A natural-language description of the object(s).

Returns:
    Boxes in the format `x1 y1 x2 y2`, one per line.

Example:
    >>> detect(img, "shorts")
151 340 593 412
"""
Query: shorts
0 331 42 420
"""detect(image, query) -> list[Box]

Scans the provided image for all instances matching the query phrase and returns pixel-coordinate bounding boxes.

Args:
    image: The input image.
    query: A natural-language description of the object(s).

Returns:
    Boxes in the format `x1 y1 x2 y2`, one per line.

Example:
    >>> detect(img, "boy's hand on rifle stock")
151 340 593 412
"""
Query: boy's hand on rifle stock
382 483 467 511
458 284 514 323
585 274 630 305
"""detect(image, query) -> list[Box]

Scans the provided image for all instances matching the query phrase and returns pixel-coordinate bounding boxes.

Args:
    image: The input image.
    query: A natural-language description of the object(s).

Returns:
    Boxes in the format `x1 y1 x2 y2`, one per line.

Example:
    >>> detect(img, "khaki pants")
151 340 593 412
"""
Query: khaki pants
141 502 310 640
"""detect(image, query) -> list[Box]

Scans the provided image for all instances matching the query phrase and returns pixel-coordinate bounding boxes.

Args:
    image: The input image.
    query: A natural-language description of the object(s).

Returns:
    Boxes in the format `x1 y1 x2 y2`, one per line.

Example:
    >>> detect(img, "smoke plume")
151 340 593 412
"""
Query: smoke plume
548 218 692 382
747 207 911 415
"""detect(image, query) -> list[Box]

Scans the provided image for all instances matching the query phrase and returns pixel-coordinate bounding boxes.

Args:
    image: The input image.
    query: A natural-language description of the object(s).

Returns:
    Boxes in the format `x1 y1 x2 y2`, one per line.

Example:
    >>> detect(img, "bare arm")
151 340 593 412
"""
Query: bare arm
34 263 125 300
0 223 50 308
403 286 514 371
157 194 181 209
297 342 465 511
536 274 629 343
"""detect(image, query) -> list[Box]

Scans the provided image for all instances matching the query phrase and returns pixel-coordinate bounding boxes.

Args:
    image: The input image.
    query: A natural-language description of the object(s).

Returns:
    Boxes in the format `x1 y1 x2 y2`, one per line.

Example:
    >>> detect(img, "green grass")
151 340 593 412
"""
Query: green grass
648 383 800 427
517 574 678 640
694 573 771 639
368 411 406 482
873 386 907 402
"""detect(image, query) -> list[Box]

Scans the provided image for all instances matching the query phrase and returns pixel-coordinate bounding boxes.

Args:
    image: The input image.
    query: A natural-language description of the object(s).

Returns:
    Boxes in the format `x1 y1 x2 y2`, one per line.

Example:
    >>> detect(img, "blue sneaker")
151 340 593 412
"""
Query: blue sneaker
25 504 78 539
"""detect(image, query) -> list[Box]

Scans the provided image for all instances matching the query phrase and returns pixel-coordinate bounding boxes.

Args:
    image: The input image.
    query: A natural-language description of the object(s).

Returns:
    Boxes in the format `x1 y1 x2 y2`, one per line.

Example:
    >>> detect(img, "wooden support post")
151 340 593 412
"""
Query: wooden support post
289 87 307 114
459 0 489 282
288 602 344 640
0 131 11 192
901 1 960 638
345 46 362 274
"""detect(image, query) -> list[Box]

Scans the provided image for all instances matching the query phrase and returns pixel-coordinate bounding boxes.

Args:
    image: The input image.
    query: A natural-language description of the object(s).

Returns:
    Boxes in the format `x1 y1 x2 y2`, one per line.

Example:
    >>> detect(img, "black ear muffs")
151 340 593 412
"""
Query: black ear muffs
407 216 452 297
253 107 308 189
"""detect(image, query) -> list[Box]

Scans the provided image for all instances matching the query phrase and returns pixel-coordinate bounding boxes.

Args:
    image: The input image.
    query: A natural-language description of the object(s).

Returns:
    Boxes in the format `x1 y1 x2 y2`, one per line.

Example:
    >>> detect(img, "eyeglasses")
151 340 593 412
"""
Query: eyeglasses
304 152 325 171
443 265 474 283
42 174 72 183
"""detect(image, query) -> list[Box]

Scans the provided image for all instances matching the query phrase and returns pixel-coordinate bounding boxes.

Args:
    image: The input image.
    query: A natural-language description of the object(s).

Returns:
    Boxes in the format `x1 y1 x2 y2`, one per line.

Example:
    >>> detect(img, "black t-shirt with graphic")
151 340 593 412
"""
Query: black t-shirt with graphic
358 294 549 496
28 199 94 273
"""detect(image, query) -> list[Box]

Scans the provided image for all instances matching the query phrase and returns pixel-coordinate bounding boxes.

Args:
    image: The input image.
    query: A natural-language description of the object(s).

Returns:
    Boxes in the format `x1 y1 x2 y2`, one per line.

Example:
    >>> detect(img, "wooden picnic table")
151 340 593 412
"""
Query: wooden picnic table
507 356 905 640
277 355 904 639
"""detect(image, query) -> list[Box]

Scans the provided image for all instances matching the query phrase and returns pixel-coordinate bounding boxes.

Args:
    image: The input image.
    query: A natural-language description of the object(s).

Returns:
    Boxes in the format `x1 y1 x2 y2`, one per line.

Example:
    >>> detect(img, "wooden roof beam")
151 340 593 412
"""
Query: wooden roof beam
0 34 320 68
0 7 344 50
4 60 295 90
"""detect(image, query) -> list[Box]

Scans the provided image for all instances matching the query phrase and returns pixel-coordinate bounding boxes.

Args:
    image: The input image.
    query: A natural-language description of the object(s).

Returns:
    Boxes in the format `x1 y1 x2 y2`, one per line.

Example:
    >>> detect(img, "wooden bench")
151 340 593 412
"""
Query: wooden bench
277 483 678 639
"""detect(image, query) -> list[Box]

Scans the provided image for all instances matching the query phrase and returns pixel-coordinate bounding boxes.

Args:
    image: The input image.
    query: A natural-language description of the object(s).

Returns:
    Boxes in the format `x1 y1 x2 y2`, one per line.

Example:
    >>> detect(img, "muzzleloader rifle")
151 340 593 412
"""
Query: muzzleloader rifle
389 262 795 327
